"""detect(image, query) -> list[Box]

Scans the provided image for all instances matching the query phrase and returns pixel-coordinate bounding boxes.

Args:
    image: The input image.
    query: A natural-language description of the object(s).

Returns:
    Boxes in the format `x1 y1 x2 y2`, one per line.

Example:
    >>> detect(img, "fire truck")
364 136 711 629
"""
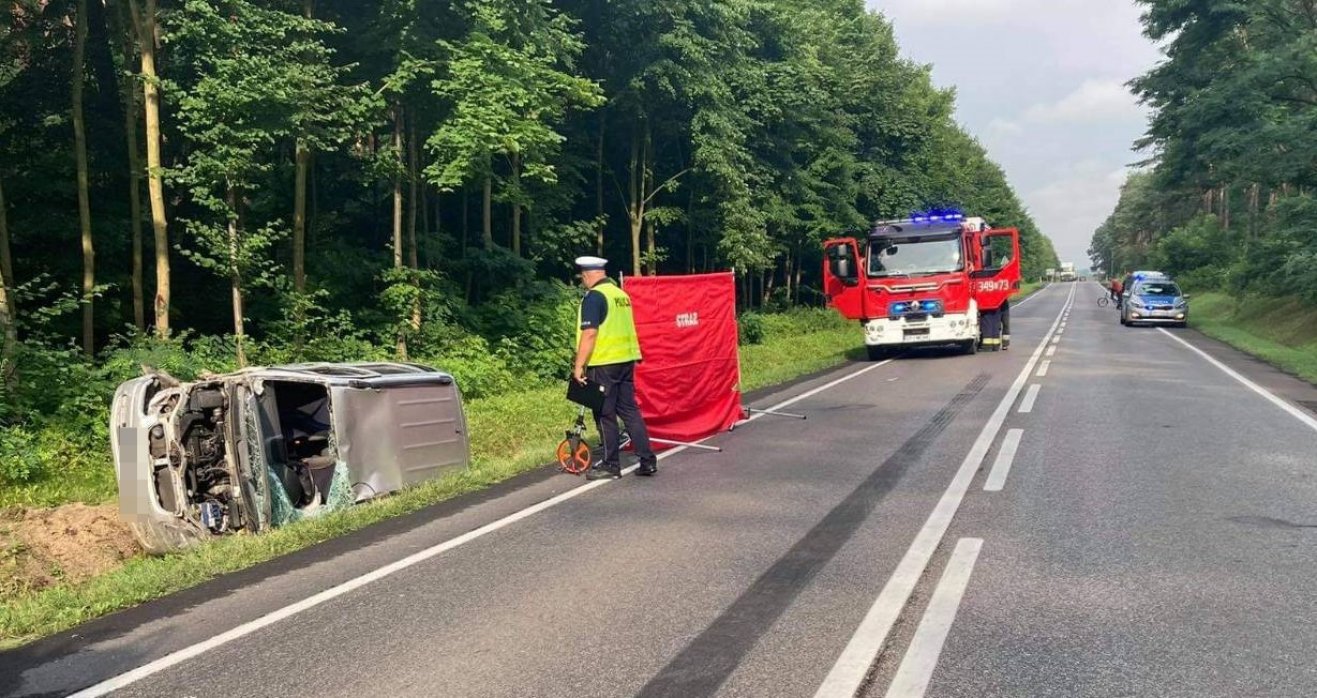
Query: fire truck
823 212 1021 360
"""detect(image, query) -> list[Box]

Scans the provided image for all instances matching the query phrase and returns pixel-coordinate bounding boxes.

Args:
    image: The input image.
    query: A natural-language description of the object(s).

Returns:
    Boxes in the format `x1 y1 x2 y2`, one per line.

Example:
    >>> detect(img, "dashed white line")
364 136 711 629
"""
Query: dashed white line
1036 360 1051 377
1050 335 1061 345
1018 384 1041 414
884 538 985 698
984 429 1024 492
811 285 1075 698
1045 346 1057 358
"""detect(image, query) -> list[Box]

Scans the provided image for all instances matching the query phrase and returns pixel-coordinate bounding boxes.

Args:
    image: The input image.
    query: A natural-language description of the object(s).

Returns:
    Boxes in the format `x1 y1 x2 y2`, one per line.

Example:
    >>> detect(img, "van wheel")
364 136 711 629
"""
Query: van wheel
866 346 888 361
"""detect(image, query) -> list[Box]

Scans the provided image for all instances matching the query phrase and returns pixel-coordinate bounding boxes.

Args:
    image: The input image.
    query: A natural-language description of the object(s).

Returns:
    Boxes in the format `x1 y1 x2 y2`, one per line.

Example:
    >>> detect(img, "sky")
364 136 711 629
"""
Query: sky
865 0 1163 270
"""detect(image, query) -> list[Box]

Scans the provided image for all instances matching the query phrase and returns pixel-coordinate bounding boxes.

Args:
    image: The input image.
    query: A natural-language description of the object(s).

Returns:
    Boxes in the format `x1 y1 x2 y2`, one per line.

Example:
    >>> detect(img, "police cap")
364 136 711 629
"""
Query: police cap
574 256 608 271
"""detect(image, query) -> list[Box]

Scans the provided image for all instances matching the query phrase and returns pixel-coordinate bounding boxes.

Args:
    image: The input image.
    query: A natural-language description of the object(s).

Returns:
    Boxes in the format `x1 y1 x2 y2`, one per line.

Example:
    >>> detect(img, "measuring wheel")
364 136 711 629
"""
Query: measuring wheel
555 407 595 475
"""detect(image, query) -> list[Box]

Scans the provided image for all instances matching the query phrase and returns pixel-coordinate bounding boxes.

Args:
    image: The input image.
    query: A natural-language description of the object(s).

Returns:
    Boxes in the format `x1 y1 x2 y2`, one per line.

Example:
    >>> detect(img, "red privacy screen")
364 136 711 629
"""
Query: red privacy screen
623 272 746 444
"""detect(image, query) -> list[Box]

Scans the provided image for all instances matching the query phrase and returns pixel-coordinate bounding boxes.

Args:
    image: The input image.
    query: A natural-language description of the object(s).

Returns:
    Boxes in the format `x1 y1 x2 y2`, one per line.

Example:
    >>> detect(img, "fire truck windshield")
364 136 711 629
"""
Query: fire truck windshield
867 238 963 278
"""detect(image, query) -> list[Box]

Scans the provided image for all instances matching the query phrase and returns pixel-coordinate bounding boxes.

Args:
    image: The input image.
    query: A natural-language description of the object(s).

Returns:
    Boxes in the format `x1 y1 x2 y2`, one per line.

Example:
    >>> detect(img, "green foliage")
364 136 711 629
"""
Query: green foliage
737 312 766 346
0 426 42 484
1 0 1061 515
1094 1 1317 301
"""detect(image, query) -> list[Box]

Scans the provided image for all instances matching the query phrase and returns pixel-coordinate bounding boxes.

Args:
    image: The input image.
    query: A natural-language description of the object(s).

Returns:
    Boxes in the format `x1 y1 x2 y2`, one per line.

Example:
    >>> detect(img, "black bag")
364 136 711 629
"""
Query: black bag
566 375 607 411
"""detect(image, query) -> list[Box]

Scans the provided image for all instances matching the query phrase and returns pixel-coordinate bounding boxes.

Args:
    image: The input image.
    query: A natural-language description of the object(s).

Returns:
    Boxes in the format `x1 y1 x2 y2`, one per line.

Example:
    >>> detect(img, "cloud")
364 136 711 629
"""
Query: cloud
1025 161 1130 264
1022 80 1145 124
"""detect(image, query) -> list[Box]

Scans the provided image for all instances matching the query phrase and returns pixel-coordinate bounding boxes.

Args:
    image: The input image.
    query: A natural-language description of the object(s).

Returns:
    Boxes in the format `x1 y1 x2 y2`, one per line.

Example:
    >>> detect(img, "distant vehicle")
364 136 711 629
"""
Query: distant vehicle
112 363 471 553
1121 278 1189 327
823 211 1021 358
1059 262 1077 282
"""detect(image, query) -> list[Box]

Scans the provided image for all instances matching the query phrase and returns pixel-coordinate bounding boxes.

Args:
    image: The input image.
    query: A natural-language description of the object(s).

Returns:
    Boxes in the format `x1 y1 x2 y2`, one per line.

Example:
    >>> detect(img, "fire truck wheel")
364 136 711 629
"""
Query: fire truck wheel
960 339 978 355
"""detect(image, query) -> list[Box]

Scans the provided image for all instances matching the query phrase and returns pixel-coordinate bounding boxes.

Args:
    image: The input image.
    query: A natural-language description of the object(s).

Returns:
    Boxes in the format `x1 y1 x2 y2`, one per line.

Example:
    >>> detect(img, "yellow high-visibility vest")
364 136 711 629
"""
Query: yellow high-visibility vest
577 280 642 366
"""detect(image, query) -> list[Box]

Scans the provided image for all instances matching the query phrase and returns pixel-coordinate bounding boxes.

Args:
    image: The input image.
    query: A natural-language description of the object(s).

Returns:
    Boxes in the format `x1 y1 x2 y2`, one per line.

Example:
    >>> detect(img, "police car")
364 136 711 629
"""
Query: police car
1120 273 1189 327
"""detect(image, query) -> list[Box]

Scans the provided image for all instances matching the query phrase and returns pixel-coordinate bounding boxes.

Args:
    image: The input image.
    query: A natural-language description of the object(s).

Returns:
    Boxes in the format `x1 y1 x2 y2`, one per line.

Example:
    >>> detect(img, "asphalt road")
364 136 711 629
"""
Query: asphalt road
5 282 1317 698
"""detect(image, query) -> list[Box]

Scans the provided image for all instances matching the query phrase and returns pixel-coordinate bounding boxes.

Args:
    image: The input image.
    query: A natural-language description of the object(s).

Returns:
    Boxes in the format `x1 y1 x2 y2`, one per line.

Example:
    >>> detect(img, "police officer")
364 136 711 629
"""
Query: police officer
572 256 658 480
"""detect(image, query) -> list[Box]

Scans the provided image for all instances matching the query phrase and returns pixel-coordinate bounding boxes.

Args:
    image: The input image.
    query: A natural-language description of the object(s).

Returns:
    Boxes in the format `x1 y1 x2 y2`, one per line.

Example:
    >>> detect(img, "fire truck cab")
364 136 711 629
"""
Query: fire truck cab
823 213 1021 360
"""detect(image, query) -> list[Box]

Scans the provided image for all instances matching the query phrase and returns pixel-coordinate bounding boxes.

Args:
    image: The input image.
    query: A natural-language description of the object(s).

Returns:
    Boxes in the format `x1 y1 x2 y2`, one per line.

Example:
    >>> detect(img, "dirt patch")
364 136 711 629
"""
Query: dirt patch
0 503 140 598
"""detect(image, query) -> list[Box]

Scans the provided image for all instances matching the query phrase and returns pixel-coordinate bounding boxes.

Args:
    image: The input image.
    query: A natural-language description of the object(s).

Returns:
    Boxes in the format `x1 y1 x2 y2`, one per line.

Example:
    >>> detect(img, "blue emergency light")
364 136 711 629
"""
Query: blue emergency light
910 209 964 224
889 299 944 317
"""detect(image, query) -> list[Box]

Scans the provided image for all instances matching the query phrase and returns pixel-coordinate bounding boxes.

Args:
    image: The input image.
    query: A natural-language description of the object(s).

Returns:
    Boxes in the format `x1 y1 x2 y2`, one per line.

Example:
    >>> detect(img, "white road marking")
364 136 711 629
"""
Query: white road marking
812 284 1075 698
1018 385 1042 414
1158 329 1317 433
884 538 984 698
67 361 898 698
1036 360 1051 377
1045 346 1056 358
984 429 1024 492
1050 335 1061 345
1012 284 1050 308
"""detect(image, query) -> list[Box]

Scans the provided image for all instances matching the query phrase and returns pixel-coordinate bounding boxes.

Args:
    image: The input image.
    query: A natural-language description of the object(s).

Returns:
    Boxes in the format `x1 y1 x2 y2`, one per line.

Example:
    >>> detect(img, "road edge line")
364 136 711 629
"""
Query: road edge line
65 362 895 698
1157 328 1317 433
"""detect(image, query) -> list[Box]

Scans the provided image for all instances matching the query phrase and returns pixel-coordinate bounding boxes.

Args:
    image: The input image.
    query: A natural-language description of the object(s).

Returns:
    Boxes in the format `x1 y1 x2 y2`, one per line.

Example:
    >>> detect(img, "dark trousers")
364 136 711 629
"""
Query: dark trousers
587 362 657 472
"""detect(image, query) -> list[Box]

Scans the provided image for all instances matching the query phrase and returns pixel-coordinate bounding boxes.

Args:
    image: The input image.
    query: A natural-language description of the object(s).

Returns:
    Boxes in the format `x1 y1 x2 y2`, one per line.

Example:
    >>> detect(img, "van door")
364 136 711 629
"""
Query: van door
823 238 869 319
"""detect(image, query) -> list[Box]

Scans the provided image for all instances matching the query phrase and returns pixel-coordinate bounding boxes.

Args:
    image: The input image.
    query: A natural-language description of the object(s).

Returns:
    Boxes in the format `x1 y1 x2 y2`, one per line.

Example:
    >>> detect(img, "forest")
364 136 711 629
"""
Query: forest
1090 0 1317 296
0 0 1057 481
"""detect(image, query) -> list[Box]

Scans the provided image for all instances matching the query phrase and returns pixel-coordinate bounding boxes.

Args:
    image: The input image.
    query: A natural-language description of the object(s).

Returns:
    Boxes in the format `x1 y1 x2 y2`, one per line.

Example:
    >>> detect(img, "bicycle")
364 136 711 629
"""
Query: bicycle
1097 296 1110 308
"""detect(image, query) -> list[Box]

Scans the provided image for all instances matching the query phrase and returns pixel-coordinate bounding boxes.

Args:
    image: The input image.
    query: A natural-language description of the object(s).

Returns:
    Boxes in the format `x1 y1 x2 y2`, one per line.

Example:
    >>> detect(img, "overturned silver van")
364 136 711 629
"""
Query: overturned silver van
111 363 470 553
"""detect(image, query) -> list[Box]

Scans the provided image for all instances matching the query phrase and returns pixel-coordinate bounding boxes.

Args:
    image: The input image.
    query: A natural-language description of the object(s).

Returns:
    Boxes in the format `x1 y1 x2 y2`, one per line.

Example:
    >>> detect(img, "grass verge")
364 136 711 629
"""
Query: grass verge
1188 292 1317 385
0 310 862 649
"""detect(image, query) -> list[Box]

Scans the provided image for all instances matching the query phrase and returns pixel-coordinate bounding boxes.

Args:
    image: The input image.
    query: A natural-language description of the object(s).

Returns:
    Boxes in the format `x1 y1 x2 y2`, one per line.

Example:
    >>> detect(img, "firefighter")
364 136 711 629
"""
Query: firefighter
572 256 658 480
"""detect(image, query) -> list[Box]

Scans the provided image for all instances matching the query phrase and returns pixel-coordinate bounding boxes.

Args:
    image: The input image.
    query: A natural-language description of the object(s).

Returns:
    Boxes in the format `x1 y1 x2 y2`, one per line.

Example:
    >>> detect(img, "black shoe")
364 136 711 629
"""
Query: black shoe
586 467 621 481
635 463 658 477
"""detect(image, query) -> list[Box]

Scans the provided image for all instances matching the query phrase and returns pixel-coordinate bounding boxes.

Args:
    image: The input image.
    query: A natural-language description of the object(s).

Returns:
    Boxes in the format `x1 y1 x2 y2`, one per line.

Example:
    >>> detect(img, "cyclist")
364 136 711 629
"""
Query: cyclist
1109 276 1124 308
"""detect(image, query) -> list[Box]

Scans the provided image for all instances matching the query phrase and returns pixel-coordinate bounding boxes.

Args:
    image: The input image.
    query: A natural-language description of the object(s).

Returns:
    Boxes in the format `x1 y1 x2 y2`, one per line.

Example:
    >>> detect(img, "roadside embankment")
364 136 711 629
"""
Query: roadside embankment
1189 292 1317 384
0 309 864 649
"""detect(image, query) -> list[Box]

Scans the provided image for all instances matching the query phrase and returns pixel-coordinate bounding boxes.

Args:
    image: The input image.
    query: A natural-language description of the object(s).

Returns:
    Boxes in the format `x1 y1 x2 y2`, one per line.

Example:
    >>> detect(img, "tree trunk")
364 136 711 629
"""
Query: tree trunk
1220 185 1231 231
407 117 421 334
291 0 312 351
408 119 419 270
227 186 246 367
595 113 605 255
73 0 95 357
793 244 803 306
628 124 643 275
392 105 404 270
645 219 656 276
0 175 16 387
510 153 521 257
129 0 170 337
115 0 145 331
293 143 309 292
482 166 493 249
685 187 695 274
391 105 407 359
